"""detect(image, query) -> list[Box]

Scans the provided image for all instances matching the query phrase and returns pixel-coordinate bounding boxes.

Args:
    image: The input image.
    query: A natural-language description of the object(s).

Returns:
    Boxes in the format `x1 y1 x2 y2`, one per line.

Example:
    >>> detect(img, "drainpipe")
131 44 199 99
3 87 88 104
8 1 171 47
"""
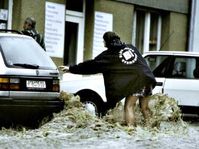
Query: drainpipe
157 15 162 51
189 0 199 52
132 11 136 46
7 0 13 29
143 12 150 53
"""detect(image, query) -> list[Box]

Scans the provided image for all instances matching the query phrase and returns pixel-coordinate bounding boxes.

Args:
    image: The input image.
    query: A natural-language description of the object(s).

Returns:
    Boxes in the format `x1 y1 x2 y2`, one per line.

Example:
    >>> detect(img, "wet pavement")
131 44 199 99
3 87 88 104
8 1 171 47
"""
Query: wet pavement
0 93 198 149
0 120 198 149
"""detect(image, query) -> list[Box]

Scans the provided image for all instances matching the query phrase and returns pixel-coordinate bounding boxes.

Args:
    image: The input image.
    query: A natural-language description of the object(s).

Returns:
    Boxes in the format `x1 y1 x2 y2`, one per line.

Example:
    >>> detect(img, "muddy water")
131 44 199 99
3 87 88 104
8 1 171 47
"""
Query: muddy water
0 92 198 149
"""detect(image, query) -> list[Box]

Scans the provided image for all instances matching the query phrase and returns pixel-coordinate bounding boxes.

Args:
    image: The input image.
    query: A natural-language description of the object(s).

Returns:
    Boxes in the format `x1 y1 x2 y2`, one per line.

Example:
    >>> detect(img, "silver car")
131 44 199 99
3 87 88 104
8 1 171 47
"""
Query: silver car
0 31 64 127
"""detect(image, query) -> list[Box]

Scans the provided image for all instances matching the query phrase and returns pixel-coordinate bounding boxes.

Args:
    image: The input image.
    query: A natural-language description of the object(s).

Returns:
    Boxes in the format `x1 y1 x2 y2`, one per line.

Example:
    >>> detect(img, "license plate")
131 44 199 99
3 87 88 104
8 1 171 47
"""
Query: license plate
26 80 46 89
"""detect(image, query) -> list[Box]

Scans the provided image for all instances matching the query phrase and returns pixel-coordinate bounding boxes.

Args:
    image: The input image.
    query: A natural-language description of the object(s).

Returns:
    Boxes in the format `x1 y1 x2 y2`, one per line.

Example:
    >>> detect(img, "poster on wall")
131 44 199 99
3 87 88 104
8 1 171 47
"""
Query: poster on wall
45 2 65 58
92 11 113 58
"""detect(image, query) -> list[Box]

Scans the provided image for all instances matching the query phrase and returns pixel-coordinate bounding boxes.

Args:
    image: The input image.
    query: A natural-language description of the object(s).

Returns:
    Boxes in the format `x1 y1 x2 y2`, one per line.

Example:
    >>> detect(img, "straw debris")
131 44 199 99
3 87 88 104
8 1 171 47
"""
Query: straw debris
57 91 185 135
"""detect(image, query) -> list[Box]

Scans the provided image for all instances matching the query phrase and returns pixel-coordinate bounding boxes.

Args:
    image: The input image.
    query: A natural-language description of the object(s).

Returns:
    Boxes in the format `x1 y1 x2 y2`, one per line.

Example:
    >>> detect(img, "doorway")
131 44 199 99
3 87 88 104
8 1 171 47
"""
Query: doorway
64 0 85 65
64 21 78 65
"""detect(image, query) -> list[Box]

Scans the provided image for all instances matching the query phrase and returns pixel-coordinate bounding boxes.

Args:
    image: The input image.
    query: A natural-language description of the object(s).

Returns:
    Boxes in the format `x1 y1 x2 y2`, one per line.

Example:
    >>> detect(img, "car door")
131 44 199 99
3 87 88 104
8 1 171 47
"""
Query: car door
144 54 171 94
163 56 199 107
145 54 199 108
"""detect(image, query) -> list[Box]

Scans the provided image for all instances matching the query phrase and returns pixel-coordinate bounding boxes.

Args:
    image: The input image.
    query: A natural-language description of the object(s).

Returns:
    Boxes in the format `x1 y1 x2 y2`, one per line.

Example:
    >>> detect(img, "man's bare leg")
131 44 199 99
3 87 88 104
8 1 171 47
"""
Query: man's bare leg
124 96 138 126
139 96 151 123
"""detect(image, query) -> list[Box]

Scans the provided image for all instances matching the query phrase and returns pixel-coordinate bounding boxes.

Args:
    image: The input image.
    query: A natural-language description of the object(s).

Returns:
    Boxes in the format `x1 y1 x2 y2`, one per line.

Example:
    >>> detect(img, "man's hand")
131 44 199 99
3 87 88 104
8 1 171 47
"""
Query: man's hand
58 66 70 72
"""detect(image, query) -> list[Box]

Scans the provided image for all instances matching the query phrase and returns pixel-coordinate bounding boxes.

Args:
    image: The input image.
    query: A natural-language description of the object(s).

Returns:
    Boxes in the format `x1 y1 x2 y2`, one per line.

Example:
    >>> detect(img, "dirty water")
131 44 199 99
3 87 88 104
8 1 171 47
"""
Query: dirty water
0 92 198 149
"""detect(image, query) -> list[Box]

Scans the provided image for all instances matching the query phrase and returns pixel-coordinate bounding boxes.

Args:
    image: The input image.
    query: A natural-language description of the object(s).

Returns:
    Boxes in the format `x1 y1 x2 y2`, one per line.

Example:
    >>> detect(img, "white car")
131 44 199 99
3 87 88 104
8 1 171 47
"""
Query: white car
0 30 64 127
60 73 106 115
60 51 199 116
144 51 199 115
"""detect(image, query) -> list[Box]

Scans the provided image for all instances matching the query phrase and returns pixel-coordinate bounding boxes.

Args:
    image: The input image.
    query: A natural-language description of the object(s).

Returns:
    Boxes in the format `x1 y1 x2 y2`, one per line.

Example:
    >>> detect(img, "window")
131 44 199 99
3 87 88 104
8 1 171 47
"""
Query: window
0 0 9 29
172 57 196 79
145 55 198 79
145 55 169 71
0 0 8 8
133 9 162 53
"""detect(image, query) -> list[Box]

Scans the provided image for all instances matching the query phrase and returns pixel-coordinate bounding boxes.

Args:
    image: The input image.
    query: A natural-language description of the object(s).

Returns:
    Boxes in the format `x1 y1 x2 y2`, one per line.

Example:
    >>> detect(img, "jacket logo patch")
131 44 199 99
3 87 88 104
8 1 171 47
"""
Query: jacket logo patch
119 47 137 64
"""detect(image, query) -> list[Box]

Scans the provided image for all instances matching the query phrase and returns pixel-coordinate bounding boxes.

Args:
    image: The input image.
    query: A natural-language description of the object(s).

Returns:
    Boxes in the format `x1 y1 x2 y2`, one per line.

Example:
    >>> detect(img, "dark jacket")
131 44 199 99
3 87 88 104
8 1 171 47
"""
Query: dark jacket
69 44 156 103
22 29 46 50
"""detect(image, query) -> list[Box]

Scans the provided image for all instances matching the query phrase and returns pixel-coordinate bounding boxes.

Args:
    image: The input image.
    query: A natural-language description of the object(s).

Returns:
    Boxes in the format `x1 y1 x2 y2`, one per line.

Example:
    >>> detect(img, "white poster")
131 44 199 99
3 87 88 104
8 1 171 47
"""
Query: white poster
93 11 113 58
45 2 65 58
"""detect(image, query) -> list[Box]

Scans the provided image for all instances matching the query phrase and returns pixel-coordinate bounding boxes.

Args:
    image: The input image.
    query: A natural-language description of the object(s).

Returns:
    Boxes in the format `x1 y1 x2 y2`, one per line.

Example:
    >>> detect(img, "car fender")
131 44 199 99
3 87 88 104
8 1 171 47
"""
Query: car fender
60 73 107 102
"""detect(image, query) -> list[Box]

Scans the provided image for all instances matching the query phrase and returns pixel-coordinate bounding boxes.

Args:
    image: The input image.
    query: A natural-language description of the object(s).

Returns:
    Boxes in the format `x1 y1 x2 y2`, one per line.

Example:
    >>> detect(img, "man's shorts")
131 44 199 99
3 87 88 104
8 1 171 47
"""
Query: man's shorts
132 85 153 97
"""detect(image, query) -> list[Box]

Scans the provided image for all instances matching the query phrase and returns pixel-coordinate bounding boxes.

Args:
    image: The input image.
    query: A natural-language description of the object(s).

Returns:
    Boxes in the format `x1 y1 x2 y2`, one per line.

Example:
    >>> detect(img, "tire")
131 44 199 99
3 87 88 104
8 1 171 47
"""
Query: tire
75 90 106 117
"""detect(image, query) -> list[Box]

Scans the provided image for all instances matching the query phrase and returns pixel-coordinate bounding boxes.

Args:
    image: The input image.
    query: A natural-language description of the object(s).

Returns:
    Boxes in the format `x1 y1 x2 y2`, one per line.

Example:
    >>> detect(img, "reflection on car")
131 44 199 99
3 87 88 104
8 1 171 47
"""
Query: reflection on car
0 30 64 127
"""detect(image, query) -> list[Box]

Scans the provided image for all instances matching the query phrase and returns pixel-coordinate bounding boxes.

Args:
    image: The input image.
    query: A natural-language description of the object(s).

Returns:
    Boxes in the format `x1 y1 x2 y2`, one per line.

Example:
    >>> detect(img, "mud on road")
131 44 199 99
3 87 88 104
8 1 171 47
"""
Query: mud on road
0 92 198 149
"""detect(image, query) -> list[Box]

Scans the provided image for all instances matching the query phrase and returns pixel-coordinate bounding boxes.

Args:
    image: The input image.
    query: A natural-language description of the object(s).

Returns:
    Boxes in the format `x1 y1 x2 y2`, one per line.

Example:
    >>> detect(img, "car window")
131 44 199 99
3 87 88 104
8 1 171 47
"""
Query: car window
145 55 169 71
145 55 173 77
172 57 196 79
145 55 199 79
0 36 56 69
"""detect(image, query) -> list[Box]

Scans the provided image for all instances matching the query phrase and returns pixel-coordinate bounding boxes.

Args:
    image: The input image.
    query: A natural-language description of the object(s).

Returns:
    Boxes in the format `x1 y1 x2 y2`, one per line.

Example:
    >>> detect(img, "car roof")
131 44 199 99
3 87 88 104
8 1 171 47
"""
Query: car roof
143 51 199 57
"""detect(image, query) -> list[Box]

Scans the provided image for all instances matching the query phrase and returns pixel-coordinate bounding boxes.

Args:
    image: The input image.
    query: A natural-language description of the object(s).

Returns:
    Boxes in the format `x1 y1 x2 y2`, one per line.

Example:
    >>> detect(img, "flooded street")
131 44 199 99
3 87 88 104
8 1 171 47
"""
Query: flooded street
0 93 198 149
0 121 198 149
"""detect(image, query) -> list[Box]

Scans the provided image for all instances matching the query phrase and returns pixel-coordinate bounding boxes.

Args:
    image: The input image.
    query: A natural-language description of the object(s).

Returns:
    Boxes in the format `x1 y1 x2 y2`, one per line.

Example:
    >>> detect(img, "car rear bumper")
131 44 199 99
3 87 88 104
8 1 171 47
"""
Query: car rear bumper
0 98 64 127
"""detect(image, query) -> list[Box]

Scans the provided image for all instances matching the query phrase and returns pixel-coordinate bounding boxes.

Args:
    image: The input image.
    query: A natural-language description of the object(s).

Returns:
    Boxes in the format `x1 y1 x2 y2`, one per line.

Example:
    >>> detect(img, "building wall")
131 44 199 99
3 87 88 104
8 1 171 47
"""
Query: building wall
84 0 94 60
161 12 188 51
13 0 45 33
12 0 65 66
161 12 170 50
12 0 65 32
169 12 188 51
116 0 189 14
116 0 189 52
10 0 189 66
95 0 134 44
83 0 134 60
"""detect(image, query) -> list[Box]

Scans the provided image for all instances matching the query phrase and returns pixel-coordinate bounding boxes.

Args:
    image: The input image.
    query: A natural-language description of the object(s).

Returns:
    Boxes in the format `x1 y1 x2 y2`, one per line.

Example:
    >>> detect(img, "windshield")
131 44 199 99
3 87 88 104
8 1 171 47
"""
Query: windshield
0 36 56 69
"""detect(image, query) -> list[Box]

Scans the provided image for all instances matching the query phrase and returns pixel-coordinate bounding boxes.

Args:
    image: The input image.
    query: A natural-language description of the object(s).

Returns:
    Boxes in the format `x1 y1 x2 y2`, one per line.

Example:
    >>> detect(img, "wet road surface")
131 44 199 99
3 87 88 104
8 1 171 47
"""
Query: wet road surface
0 93 198 149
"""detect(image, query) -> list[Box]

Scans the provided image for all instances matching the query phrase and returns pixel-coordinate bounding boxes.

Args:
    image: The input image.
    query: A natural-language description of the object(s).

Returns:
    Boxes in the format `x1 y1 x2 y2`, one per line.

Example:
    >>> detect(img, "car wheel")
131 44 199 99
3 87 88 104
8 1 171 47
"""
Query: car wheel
75 90 106 117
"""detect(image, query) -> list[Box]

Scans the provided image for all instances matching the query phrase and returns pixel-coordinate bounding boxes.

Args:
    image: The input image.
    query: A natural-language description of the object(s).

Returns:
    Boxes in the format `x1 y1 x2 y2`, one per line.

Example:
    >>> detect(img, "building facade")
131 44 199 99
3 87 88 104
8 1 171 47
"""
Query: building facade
0 0 195 66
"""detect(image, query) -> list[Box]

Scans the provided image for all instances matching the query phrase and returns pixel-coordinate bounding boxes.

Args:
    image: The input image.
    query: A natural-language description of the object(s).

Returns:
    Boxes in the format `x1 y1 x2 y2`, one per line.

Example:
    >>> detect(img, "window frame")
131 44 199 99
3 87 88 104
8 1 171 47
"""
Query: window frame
133 8 162 53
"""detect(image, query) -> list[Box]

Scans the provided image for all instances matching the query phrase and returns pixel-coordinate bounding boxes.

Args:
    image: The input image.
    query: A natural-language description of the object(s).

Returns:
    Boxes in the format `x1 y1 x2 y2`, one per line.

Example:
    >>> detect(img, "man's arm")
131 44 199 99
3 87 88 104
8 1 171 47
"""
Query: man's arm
59 59 102 74
59 51 109 74
69 60 102 74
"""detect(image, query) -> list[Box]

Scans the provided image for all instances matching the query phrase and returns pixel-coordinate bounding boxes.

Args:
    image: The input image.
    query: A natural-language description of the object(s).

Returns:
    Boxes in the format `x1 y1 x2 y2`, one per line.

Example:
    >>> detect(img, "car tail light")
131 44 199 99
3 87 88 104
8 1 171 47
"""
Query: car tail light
52 79 59 92
0 77 20 91
0 78 9 90
10 78 20 90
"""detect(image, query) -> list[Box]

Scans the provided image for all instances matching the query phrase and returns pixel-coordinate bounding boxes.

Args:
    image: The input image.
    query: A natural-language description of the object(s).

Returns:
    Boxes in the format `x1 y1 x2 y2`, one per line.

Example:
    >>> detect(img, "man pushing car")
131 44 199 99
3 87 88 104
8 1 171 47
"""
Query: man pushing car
60 31 156 126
